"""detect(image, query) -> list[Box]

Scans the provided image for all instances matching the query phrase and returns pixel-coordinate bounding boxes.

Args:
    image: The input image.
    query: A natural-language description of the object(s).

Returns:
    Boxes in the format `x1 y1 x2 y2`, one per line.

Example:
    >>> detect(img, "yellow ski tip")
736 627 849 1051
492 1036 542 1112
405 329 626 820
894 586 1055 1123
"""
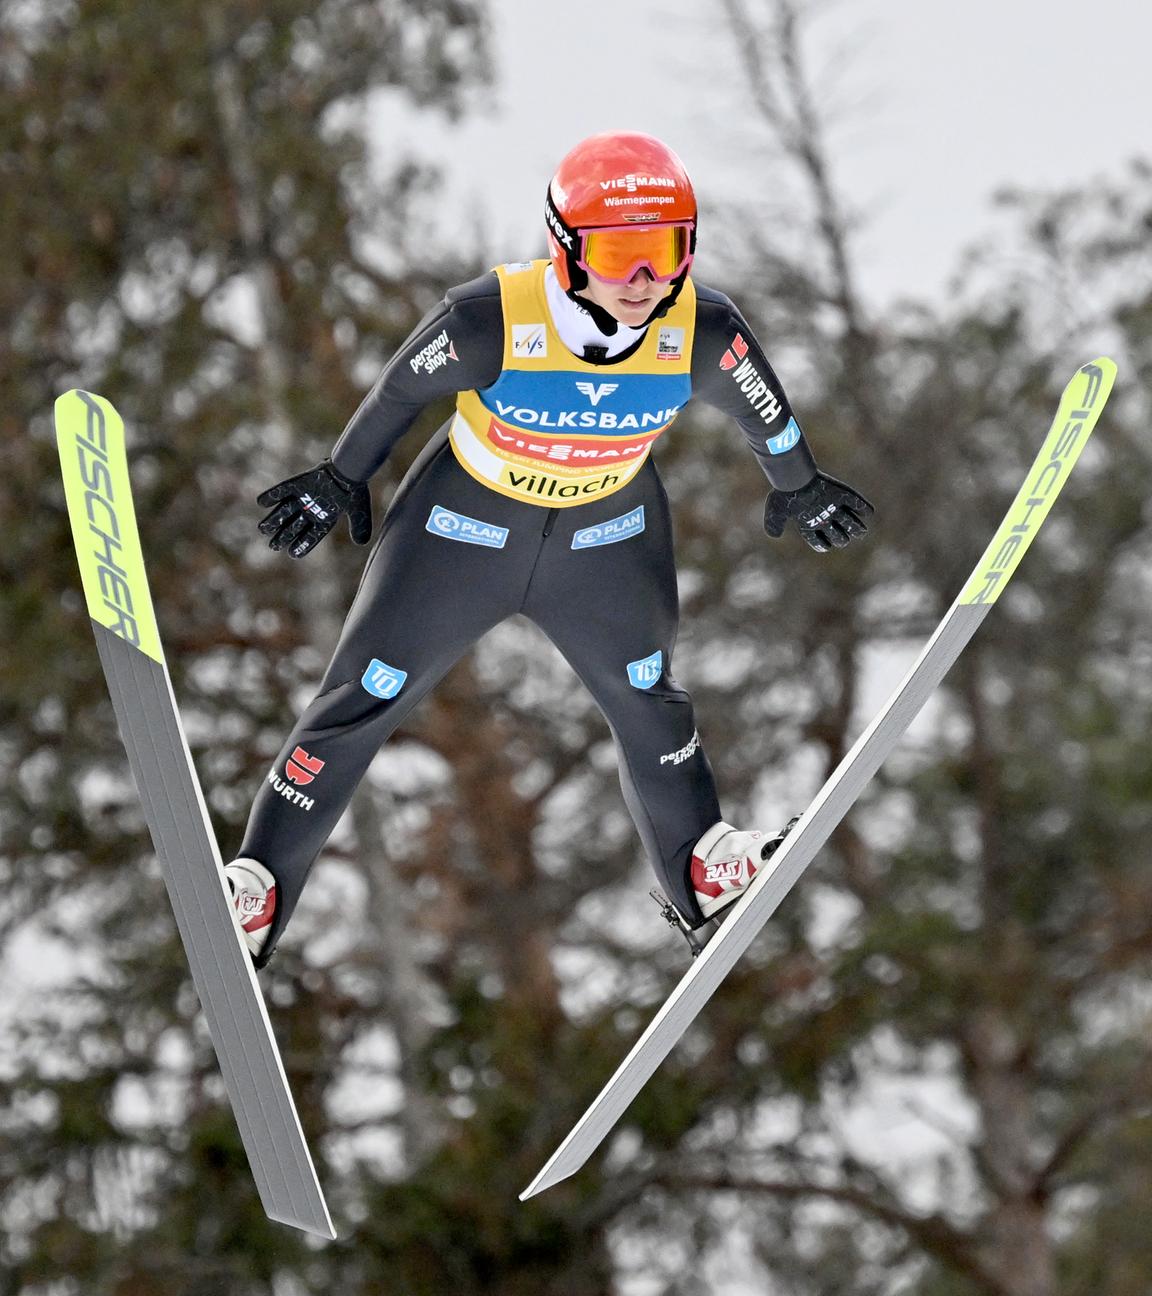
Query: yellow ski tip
54 389 165 663
958 358 1117 607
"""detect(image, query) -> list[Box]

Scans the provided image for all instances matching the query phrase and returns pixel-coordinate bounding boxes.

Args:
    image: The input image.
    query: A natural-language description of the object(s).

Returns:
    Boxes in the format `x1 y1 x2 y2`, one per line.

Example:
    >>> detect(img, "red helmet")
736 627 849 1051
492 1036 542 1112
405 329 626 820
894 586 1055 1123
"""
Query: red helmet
545 132 697 295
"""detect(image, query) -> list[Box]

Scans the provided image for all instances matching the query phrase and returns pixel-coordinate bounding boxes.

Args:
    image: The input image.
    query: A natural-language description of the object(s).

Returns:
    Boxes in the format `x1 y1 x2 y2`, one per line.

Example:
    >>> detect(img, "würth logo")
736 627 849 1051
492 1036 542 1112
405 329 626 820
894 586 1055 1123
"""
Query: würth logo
286 746 325 786
719 333 748 371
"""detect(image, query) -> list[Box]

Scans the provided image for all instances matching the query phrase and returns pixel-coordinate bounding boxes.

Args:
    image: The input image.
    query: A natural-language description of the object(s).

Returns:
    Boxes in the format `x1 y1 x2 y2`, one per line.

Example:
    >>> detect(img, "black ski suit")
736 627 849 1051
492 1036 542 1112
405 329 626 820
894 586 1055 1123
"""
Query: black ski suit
240 265 819 963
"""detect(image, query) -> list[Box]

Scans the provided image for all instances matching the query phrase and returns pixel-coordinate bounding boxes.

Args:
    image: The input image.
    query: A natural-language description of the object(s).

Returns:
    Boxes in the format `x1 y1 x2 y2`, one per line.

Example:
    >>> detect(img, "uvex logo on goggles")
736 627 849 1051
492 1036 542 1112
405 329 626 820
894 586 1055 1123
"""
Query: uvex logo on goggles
578 223 692 284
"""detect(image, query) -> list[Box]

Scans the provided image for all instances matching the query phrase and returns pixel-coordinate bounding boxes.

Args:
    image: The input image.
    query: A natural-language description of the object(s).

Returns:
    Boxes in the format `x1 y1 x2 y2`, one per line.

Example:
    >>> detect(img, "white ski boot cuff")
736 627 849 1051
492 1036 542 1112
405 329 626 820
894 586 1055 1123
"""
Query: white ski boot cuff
225 858 278 957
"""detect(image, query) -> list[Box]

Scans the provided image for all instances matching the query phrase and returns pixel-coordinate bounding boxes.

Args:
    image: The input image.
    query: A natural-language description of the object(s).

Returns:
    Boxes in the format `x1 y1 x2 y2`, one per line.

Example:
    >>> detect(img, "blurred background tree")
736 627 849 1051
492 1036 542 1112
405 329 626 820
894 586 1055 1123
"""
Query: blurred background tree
2 1 1150 1294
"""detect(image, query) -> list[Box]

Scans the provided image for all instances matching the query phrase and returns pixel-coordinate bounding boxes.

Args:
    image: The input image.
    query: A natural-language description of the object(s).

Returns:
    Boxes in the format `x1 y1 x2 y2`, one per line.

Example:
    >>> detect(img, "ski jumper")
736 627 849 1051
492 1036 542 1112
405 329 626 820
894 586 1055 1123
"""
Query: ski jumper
239 261 818 963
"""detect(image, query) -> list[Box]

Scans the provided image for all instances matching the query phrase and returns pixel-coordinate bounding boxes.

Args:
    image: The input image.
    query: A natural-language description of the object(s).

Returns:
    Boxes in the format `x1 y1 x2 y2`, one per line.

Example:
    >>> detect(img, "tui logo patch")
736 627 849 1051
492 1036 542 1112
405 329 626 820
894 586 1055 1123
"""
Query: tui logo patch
362 658 408 700
626 649 663 690
766 416 801 455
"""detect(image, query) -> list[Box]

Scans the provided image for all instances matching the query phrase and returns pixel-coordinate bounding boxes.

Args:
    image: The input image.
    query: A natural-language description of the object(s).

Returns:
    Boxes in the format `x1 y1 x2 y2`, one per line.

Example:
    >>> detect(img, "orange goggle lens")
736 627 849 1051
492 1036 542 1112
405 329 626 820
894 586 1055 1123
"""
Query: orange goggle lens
578 223 693 284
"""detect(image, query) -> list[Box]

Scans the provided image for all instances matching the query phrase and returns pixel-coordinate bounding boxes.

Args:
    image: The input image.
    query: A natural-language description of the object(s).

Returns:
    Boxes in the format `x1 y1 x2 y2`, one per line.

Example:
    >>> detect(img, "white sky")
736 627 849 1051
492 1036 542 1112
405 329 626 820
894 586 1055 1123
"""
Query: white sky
409 0 1150 310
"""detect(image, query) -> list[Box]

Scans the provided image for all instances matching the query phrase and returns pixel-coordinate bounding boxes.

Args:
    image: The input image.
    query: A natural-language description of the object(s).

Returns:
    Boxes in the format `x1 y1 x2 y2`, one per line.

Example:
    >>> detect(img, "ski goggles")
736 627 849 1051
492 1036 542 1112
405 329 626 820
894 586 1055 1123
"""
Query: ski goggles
577 222 694 284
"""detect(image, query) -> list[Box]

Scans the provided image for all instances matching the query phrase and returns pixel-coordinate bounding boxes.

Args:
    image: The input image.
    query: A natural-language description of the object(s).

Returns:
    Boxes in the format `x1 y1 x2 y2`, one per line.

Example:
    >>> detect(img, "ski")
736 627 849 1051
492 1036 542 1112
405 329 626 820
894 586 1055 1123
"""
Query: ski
521 357 1117 1200
55 390 335 1239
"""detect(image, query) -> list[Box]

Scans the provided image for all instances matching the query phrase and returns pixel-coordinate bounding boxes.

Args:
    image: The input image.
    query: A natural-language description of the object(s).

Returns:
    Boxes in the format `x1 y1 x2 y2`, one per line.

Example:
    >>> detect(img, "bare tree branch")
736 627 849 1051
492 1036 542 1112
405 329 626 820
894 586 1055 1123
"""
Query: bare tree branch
654 1170 1004 1296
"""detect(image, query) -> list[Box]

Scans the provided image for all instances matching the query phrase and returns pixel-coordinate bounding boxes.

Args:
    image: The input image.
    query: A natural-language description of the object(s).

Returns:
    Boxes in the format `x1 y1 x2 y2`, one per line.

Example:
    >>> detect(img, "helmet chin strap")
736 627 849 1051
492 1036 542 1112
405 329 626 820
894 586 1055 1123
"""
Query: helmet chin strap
565 267 691 336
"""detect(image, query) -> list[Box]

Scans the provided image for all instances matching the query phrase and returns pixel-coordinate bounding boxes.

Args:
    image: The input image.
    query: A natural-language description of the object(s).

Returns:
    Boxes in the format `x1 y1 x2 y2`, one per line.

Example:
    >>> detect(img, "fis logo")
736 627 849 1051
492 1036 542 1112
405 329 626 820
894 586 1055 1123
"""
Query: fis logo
575 381 619 406
512 324 547 358
572 505 645 549
426 504 509 549
285 746 325 786
362 658 408 700
626 650 663 690
766 417 801 455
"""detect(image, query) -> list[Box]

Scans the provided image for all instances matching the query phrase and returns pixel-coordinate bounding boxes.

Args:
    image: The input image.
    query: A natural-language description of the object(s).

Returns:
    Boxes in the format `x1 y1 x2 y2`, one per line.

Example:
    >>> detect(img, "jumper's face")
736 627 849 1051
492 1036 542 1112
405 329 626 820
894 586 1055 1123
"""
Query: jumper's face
578 268 674 328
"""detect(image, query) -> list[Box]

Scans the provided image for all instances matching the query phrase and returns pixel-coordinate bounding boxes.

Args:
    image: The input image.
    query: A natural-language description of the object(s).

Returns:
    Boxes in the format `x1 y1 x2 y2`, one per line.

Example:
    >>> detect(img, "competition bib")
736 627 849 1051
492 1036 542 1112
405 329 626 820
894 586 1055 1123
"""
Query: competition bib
450 261 695 508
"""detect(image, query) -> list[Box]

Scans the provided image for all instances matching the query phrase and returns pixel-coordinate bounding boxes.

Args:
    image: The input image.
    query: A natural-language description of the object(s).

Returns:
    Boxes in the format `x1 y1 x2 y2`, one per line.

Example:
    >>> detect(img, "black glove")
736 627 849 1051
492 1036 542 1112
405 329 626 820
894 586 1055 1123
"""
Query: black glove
257 460 373 559
764 472 874 553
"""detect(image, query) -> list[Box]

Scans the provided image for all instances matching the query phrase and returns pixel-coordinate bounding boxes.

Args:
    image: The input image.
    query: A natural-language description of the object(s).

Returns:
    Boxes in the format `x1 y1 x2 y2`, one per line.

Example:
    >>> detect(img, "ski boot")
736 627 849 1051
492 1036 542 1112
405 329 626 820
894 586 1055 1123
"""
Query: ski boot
651 817 799 957
224 858 277 958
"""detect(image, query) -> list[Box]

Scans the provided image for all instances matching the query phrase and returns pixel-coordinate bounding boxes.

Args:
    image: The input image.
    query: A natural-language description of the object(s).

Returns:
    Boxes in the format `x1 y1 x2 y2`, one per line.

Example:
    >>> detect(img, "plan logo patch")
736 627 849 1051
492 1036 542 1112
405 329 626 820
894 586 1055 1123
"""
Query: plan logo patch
512 324 547 358
501 261 535 274
656 326 684 361
626 649 663 690
362 658 408 700
766 416 801 455
571 505 646 549
426 504 509 549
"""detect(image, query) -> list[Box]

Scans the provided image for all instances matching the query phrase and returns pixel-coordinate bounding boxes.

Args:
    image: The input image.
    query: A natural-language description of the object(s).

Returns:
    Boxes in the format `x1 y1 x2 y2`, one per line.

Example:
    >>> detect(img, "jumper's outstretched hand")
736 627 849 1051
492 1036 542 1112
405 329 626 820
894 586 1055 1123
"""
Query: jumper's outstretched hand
763 472 874 553
257 460 373 559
